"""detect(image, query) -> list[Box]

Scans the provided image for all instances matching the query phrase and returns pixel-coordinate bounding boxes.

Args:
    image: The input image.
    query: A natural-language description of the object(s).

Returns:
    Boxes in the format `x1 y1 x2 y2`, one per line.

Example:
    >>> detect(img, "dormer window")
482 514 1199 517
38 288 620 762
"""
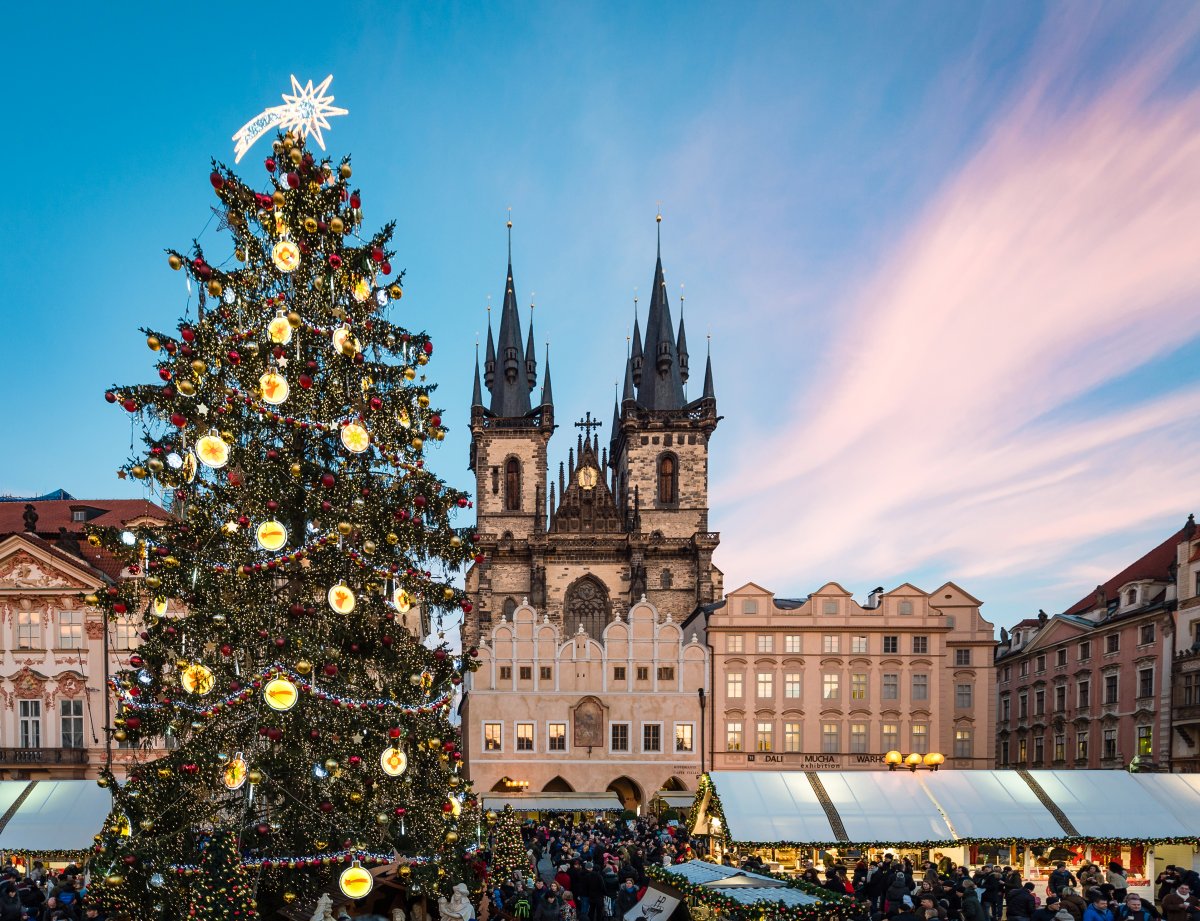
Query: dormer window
1126 588 1138 606
71 509 87 522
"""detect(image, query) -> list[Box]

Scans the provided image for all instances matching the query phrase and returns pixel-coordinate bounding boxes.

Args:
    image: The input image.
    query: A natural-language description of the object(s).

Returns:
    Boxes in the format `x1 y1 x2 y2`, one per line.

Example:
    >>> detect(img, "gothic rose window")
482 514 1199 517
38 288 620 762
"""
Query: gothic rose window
564 577 610 641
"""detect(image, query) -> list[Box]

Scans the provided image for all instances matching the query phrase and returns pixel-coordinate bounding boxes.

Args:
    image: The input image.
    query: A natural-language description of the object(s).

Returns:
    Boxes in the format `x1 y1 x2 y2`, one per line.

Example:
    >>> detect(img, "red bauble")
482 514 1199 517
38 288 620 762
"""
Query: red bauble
124 716 141 730
266 728 283 742
124 854 137 865
158 369 171 381
266 499 279 511
457 497 469 508
210 170 224 190
220 644 232 657
113 602 127 615
389 727 402 739
349 643 361 654
169 413 186 428
323 663 338 677
256 823 270 835
104 391 117 403
430 414 442 427
328 253 342 269
265 157 276 172
266 450 279 461
286 172 299 189
321 473 335 488
122 398 138 413
161 385 176 400
319 801 334 813
310 729 321 739
227 350 240 365
349 192 361 208
435 649 447 661
462 601 473 614
413 495 426 508
299 374 313 389
423 341 434 355
348 755 361 766
371 246 384 263
441 802 453 813
180 327 196 342
369 396 382 411
274 637 286 648
381 261 392 275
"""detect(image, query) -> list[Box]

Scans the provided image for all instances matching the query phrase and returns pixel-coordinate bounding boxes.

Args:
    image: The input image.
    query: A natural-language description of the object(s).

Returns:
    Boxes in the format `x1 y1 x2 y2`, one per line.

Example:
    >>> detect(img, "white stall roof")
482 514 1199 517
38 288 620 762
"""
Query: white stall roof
665 860 825 907
923 771 1065 840
481 792 624 812
1133 773 1200 820
818 771 953 843
655 792 695 809
706 771 837 844
0 781 112 850
1027 771 1194 839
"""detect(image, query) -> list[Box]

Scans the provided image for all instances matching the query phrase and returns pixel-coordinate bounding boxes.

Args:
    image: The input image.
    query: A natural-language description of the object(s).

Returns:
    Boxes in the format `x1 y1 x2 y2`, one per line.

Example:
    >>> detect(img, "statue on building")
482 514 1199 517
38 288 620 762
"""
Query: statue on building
530 564 546 610
22 504 37 533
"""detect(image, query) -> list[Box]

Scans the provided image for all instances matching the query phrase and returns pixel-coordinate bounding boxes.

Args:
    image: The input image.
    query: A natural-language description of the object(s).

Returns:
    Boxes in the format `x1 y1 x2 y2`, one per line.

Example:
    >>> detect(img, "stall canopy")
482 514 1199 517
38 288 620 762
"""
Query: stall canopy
695 770 1200 846
0 781 113 851
481 792 624 812
654 792 695 810
667 860 825 907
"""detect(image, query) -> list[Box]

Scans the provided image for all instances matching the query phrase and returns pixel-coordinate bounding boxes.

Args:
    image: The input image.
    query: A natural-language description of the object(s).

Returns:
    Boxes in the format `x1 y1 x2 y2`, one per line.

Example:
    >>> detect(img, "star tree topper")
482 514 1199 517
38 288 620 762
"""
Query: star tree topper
232 74 348 163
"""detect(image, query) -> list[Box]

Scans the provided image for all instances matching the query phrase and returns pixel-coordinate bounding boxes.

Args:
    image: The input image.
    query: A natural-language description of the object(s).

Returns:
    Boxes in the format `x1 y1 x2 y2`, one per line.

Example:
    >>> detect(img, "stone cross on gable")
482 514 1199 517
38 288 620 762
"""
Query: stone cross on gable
575 412 602 439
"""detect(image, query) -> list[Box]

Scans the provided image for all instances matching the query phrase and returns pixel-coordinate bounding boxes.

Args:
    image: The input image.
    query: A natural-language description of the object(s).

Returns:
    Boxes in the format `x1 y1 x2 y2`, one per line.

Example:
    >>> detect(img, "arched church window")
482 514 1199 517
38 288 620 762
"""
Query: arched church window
505 458 521 511
657 453 678 505
502 597 517 620
564 576 610 642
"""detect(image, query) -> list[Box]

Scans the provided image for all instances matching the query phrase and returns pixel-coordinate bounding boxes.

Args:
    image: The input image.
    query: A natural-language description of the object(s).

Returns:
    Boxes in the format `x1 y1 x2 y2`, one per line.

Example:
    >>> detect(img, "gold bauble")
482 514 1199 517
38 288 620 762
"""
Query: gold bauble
428 738 442 750
139 819 155 831
191 359 207 375
417 394 430 407
148 457 164 472
448 775 461 788
330 216 345 234
157 767 173 778
105 874 125 887
281 137 292 151
435 430 446 441
485 810 497 823
272 190 286 207
443 587 455 601
375 812 390 826
85 591 100 602
247 769 264 785
96 776 110 788
289 147 303 165
389 284 403 299
245 341 260 356
410 674 422 686
314 274 326 290
411 437 424 451
164 556 180 568
113 730 127 742
295 659 313 675
87 535 101 548
290 463 302 478
362 540 377 554
324 758 339 771
337 521 353 535
303 217 318 233
235 248 246 262
147 335 161 351
445 830 459 844
386 532 399 545
339 163 352 179
450 536 462 548
177 379 196 396
439 753 450 766
207 279 223 297
283 892 298 905
219 430 234 443
399 866 411 878
145 576 162 589
349 791 364 804
131 466 148 480
403 367 416 381
287 311 302 327
417 353 429 366
168 254 183 270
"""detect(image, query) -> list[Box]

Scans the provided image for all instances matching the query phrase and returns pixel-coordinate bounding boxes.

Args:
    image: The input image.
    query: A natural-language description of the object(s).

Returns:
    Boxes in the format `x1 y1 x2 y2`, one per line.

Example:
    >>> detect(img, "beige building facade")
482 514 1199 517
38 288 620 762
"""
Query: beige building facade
701 581 997 771
462 598 708 809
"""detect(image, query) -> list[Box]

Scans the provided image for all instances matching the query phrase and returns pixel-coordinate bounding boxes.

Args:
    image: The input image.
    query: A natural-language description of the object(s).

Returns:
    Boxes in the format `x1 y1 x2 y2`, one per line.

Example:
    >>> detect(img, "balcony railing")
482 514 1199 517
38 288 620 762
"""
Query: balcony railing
0 747 89 766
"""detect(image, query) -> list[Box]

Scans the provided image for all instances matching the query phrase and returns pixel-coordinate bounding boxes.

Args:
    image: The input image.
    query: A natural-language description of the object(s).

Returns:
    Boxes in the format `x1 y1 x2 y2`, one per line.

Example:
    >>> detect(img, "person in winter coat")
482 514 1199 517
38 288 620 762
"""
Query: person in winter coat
961 882 987 921
534 893 563 921
1116 894 1157 921
1060 887 1088 921
1107 865 1128 907
615 879 640 917
1162 884 1195 921
982 871 1007 921
1034 895 1065 921
1008 883 1038 921
1051 865 1079 896
1083 897 1115 921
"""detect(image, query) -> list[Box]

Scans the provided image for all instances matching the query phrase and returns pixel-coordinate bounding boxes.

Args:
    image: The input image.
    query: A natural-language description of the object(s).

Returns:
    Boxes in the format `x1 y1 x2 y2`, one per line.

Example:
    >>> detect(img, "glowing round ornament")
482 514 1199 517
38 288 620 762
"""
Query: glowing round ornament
259 371 289 405
181 451 197 483
272 239 300 273
255 520 288 552
153 597 169 617
393 587 414 613
331 326 360 356
223 752 248 791
196 434 229 469
263 677 299 712
180 663 215 696
380 746 408 777
352 277 371 303
327 583 356 614
268 313 294 345
339 860 374 899
340 422 370 454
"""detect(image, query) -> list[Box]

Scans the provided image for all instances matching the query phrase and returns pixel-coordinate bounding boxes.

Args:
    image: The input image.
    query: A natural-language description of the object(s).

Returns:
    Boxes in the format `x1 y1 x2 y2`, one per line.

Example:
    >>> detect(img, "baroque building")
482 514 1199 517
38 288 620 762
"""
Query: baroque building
462 223 721 650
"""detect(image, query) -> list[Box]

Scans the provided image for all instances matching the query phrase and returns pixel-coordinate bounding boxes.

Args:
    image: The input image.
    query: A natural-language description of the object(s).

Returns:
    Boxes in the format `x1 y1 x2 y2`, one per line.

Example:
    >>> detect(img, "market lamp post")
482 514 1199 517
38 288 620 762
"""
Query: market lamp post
885 750 944 771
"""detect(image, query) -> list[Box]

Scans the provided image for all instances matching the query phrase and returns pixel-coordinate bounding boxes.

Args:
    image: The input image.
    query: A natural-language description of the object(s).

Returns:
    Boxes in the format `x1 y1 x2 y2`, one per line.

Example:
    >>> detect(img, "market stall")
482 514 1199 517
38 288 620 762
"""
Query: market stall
653 859 862 921
0 780 112 869
480 791 624 820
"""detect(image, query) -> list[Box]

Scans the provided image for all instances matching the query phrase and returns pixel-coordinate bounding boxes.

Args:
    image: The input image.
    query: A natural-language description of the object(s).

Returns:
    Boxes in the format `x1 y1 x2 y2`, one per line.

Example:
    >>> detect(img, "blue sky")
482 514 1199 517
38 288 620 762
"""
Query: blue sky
2 3 1199 629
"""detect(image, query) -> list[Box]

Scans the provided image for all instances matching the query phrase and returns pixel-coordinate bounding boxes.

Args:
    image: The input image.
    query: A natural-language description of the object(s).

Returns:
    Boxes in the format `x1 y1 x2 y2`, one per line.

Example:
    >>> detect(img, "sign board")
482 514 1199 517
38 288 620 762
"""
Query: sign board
625 883 680 921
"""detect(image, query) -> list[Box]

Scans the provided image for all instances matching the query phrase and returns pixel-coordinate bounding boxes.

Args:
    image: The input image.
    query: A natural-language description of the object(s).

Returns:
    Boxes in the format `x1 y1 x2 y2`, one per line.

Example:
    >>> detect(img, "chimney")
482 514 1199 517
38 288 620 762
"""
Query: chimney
865 586 885 609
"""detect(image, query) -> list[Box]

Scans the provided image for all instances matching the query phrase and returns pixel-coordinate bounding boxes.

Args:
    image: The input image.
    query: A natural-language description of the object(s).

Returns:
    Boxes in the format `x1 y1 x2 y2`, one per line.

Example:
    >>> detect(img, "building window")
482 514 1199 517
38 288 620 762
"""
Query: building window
726 722 743 752
850 723 868 753
882 723 899 751
642 723 662 752
756 722 773 752
1103 728 1117 759
912 635 929 654
17 611 39 649
1137 725 1152 756
1036 654 1046 673
784 673 802 698
1079 640 1091 660
955 728 974 759
113 614 137 650
1002 666 1011 682
955 648 971 666
657 666 675 681
60 699 84 749
822 600 838 615
484 723 502 751
741 599 758 614
785 634 802 653
519 666 532 681
784 722 802 752
757 673 774 698
516 723 534 751
1001 695 1011 721
852 635 868 654
57 610 83 649
1053 733 1065 761
501 597 518 621
499 666 512 681
1018 692 1028 718
899 600 914 615
18 700 41 748
611 723 630 752
1104 674 1119 705
1140 623 1156 645
564 576 610 642
1138 668 1154 699
1184 673 1199 706
613 666 626 681
911 724 928 754
1034 736 1045 764
727 673 743 699
1034 688 1045 716
657 454 678 505
1001 739 1010 765
822 634 839 654
1056 648 1067 667
757 634 774 653
1020 661 1029 677
727 634 744 654
548 723 567 751
1018 738 1028 762
955 683 973 709
821 723 840 753
1106 633 1120 654
1054 685 1066 712
882 635 899 654
851 673 868 700
912 674 929 701
634 666 649 682
1078 680 1090 708
675 723 694 752
504 458 521 511
882 673 899 700
822 674 840 699
1127 588 1138 606
1077 732 1089 761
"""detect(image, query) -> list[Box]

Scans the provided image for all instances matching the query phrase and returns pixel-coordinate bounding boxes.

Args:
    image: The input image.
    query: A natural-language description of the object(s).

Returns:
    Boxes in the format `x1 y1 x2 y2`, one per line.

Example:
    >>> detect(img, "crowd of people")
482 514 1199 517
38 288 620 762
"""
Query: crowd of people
0 863 99 921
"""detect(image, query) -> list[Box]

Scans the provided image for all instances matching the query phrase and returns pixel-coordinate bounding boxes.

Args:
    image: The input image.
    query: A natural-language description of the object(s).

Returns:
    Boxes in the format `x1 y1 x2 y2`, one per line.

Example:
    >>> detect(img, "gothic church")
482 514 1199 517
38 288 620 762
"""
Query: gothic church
462 223 722 649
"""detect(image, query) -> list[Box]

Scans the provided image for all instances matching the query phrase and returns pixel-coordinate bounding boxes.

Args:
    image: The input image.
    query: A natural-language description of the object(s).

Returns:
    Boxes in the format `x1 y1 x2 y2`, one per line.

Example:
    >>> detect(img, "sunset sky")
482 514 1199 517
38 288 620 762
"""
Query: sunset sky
2 3 1198 628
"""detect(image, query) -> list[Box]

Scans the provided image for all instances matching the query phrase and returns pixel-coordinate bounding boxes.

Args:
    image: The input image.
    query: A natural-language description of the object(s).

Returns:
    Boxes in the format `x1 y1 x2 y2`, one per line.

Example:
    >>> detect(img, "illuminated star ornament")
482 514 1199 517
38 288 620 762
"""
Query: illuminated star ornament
232 74 349 163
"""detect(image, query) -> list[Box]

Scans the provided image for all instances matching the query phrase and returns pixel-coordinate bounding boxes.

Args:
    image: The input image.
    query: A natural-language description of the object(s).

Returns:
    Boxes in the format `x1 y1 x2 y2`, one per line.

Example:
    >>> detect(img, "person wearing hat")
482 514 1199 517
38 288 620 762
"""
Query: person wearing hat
1034 894 1064 921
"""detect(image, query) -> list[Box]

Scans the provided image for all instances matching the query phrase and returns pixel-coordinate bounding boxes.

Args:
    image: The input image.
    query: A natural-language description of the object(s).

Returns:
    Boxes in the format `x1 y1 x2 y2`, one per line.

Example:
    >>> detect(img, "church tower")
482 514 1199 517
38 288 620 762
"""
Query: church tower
465 224 554 647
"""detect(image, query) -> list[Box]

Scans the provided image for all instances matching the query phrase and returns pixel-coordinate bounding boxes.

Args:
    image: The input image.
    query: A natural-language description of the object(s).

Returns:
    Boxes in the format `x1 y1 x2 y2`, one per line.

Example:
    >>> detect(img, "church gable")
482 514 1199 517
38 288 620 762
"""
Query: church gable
550 423 622 535
0 538 97 591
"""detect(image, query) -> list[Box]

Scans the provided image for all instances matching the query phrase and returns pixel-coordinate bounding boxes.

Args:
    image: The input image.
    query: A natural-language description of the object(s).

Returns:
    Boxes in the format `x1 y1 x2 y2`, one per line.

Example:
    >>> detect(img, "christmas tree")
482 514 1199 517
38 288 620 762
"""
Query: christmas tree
488 806 527 883
190 831 257 921
86 128 480 919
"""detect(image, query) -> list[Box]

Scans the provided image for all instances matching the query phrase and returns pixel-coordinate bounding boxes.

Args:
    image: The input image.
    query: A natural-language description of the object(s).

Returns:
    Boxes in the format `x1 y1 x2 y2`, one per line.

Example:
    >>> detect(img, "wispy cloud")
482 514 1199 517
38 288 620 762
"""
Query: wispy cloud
713 13 1200 618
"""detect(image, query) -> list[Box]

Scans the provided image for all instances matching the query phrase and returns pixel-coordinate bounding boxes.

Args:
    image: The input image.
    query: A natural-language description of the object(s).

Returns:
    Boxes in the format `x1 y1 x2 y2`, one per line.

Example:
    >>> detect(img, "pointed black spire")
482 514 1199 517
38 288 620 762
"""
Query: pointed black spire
677 290 690 386
489 220 532 417
540 343 554 408
525 305 537 392
630 296 643 389
471 342 483 408
622 354 636 403
637 214 686 410
702 349 716 402
484 305 496 390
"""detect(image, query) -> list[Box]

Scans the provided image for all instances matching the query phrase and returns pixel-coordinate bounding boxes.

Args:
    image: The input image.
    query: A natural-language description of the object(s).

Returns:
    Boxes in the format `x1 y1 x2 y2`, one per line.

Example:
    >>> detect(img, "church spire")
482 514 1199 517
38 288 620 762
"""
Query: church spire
636 213 686 410
489 218 533 418
484 302 495 390
702 336 716 402
622 353 636 403
471 342 483 408
677 286 689 386
540 342 554 408
525 303 537 391
630 294 643 389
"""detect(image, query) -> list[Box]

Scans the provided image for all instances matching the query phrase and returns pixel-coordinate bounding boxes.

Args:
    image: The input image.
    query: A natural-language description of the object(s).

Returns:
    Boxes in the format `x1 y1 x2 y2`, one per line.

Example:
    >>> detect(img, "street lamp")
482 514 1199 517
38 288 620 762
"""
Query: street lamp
884 750 944 771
